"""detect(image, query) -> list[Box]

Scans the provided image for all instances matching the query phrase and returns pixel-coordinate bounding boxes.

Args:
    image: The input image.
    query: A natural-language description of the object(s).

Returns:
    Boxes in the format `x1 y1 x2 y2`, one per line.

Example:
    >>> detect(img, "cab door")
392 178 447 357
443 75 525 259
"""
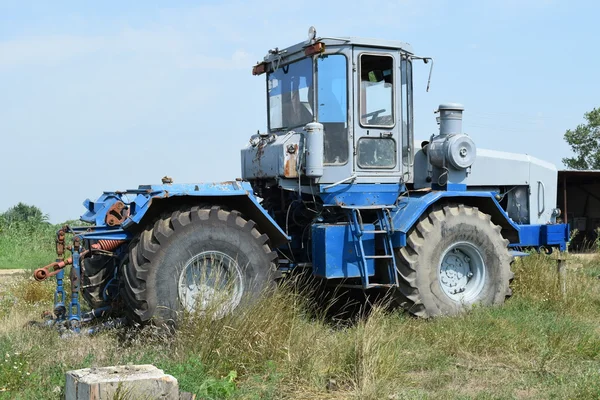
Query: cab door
352 48 401 176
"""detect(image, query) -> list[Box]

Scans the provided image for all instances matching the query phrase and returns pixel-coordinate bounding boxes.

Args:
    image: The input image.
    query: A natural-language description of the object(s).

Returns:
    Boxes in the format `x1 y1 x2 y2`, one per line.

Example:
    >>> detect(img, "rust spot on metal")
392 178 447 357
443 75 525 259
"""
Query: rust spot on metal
56 229 66 259
105 201 127 226
73 236 81 252
284 144 299 178
255 140 265 161
252 139 267 178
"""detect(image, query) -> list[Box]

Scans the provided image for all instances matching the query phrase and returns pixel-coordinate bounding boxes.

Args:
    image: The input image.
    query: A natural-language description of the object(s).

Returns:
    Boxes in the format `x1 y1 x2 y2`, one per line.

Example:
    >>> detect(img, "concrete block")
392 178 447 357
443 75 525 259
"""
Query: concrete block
65 364 179 400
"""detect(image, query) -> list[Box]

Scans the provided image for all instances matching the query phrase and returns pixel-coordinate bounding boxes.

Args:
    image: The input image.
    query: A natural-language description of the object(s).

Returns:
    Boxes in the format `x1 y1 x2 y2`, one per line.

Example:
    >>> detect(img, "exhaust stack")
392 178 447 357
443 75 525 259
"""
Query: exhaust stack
438 103 464 136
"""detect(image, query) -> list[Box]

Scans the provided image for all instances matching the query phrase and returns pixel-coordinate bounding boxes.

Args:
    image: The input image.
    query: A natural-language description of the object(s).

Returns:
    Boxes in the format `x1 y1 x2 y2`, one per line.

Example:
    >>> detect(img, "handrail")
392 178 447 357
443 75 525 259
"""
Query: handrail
537 180 546 217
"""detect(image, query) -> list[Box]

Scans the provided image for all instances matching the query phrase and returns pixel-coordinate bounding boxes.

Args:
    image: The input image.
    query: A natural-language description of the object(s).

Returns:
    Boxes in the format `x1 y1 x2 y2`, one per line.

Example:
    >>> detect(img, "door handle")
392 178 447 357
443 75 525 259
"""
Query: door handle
537 180 546 217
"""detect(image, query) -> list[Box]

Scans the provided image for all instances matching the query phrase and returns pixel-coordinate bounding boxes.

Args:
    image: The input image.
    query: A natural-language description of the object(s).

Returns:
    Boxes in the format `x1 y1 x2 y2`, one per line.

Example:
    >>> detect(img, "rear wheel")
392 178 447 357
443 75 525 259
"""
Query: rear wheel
393 204 513 317
121 206 278 326
81 255 117 309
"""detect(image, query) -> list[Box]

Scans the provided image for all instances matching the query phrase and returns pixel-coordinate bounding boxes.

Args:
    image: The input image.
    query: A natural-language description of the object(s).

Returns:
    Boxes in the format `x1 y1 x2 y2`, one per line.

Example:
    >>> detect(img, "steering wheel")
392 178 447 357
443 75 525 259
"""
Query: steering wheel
361 109 386 120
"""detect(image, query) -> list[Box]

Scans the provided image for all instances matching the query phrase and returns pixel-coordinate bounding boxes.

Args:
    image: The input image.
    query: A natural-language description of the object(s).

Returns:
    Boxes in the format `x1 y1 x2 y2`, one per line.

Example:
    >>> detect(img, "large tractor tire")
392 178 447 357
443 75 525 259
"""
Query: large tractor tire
394 204 513 317
81 254 117 309
121 206 278 326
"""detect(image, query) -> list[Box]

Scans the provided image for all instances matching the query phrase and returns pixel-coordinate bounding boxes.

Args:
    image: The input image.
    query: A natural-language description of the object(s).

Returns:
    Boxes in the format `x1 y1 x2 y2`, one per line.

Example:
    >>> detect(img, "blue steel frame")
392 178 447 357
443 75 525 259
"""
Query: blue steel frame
51 181 569 324
76 183 568 275
312 185 569 279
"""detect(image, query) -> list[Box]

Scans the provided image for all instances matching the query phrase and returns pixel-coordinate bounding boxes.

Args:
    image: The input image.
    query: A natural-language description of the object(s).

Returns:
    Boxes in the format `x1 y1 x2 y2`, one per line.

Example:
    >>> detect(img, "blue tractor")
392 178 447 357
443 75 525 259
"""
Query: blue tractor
35 28 568 331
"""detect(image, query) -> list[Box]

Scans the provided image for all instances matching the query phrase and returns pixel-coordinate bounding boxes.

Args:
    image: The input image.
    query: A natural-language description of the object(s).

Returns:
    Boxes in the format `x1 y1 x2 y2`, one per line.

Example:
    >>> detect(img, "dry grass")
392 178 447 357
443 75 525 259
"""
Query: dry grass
1 254 600 399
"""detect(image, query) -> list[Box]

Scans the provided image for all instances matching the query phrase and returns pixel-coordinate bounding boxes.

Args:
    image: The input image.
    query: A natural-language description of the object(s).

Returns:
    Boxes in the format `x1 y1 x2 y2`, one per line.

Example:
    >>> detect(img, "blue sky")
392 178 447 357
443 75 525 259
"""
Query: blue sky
0 0 598 222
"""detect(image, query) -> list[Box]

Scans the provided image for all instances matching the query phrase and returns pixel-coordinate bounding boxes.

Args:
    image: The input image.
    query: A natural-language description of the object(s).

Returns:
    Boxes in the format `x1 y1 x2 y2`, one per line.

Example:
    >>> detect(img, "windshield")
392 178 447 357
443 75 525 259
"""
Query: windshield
268 57 314 130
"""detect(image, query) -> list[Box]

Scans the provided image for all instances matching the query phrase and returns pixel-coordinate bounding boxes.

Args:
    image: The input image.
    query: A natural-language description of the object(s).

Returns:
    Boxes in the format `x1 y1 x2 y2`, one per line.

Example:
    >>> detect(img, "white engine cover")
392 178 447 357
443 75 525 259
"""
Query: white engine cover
413 143 558 225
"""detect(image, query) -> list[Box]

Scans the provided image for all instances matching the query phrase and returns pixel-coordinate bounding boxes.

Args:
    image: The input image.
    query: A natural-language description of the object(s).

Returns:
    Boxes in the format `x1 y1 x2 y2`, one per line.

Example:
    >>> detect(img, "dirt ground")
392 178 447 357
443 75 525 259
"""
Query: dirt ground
0 269 25 276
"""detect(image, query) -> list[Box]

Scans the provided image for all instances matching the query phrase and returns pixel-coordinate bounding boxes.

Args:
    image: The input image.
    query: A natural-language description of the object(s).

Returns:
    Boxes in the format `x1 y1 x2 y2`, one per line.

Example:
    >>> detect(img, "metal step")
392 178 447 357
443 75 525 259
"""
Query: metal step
362 230 387 234
340 205 396 210
338 283 397 289
365 255 394 259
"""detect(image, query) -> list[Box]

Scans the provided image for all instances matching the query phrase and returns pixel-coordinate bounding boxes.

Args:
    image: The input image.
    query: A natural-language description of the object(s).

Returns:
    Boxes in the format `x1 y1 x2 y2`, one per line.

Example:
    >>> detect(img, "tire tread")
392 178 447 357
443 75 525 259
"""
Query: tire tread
394 204 513 318
121 205 276 324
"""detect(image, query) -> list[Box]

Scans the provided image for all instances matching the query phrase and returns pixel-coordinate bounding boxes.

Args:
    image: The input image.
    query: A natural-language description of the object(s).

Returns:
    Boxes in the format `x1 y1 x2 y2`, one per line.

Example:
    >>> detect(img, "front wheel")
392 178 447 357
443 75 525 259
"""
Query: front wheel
121 206 278 326
393 204 513 317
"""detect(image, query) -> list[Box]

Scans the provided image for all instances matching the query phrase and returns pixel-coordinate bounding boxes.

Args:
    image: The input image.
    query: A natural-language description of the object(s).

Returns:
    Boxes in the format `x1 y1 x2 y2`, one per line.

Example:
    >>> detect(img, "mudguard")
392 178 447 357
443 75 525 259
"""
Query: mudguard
80 181 289 246
391 190 568 250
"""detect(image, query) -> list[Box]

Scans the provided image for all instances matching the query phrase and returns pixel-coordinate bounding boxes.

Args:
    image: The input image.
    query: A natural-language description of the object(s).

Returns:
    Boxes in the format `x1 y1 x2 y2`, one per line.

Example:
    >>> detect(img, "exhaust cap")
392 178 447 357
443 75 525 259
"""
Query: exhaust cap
438 103 465 112
438 103 464 136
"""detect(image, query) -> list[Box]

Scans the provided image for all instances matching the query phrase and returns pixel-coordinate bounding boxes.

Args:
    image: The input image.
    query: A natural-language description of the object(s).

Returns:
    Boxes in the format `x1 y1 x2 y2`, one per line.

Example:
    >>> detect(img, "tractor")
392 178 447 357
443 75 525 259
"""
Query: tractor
34 27 569 332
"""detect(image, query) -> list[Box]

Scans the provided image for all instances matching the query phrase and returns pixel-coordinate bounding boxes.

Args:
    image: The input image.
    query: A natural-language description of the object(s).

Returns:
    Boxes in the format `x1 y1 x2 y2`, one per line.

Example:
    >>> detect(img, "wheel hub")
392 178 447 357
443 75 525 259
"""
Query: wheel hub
439 242 485 302
178 251 243 319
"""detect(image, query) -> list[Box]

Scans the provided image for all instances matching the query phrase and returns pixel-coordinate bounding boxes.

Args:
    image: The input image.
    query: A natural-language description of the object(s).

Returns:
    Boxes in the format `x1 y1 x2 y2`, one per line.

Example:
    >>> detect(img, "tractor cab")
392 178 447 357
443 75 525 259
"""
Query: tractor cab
242 28 424 187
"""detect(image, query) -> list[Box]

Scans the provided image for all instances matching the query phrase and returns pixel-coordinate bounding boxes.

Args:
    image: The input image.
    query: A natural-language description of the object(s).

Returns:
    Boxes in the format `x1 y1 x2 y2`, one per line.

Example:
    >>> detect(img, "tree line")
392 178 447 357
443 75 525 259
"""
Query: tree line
563 107 600 170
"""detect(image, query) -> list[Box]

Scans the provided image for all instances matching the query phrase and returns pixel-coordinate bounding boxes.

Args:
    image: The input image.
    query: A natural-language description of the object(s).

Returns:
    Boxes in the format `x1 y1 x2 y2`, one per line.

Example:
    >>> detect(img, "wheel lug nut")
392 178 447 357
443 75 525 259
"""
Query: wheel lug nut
467 272 473 278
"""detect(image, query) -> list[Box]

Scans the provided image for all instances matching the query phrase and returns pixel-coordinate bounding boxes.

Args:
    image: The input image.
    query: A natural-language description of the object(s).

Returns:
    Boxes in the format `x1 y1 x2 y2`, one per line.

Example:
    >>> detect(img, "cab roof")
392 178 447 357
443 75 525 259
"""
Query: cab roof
262 36 414 63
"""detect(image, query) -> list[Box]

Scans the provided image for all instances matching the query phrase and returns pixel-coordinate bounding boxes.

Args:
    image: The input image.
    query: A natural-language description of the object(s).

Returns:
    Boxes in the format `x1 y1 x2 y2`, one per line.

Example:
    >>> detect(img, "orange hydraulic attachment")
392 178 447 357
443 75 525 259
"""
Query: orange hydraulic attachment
34 257 75 281
33 239 125 281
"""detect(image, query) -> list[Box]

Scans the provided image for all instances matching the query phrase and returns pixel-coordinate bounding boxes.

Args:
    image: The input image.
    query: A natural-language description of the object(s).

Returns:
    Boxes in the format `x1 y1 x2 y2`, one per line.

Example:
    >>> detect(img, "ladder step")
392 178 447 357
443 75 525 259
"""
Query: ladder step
340 205 395 209
338 283 397 289
365 255 394 259
367 283 396 289
362 230 387 234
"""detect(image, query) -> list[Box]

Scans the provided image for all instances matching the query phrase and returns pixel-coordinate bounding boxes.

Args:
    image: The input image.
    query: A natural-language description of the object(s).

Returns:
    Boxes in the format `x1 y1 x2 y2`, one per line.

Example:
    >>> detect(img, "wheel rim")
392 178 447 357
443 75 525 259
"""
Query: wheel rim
438 242 485 303
177 251 244 318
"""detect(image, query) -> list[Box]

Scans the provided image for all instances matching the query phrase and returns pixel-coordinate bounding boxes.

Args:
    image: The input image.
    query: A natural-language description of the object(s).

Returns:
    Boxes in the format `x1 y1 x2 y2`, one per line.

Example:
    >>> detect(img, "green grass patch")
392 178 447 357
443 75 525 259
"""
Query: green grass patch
0 221 57 269
0 230 599 398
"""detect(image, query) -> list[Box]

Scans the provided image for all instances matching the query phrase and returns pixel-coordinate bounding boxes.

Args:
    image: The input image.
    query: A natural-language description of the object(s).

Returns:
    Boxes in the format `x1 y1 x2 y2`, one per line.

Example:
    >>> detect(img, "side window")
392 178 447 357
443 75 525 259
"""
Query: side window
359 54 394 127
318 55 348 165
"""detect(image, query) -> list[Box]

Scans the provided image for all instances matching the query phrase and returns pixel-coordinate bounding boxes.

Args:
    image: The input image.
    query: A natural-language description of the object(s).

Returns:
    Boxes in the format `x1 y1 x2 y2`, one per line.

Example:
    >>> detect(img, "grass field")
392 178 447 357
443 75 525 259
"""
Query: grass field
0 250 599 399
0 221 57 270
1 219 600 398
